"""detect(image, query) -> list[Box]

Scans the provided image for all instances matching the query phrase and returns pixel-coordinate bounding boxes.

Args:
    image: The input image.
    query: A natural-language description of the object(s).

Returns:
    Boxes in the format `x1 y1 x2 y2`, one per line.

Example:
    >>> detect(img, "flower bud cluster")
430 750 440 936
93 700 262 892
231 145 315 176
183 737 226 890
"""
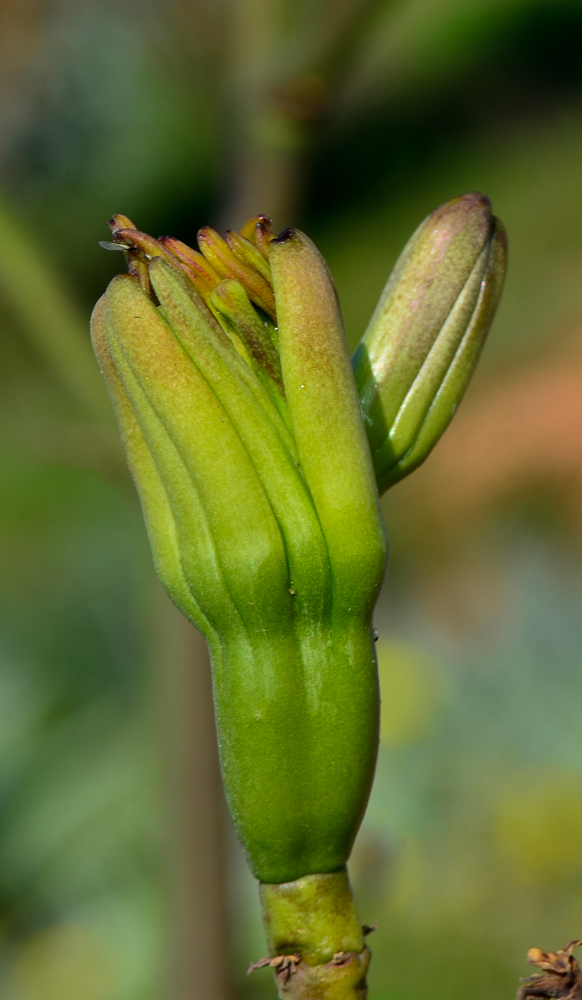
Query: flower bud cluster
92 193 507 886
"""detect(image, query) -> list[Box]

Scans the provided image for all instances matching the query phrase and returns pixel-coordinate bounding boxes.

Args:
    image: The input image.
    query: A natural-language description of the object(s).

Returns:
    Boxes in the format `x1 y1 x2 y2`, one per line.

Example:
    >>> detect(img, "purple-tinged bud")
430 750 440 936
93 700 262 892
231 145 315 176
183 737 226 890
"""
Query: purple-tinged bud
353 193 507 493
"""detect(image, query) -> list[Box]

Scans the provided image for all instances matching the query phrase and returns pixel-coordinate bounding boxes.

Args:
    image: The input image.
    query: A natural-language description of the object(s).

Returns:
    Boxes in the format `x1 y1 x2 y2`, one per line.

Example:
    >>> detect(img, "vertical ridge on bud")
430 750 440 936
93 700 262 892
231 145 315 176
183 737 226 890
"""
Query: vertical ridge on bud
104 274 291 639
91 297 210 637
269 228 386 616
149 261 295 456
148 260 330 624
91 294 230 644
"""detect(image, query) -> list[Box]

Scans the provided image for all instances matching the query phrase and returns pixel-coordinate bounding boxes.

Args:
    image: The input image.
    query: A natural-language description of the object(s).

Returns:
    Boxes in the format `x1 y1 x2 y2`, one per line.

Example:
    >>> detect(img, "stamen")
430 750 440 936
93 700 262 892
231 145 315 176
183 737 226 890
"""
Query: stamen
197 227 276 321
225 231 273 285
159 236 221 304
240 214 272 242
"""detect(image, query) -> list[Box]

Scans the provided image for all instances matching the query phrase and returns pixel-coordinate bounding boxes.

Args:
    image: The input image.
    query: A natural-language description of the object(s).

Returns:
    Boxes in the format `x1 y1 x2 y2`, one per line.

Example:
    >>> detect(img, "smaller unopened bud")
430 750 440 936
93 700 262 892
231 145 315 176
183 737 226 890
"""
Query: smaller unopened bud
353 192 507 494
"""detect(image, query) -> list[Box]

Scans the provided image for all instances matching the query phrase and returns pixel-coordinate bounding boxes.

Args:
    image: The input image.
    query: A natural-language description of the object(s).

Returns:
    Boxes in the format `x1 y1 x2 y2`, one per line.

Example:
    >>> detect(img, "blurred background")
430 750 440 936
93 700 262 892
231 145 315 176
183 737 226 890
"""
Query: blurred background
0 0 581 998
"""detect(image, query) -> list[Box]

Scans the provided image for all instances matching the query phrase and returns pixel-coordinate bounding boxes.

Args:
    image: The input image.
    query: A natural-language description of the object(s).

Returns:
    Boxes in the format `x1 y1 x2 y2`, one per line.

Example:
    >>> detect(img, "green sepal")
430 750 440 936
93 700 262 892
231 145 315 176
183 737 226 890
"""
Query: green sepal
103 273 291 639
268 229 387 619
149 259 330 623
90 295 219 646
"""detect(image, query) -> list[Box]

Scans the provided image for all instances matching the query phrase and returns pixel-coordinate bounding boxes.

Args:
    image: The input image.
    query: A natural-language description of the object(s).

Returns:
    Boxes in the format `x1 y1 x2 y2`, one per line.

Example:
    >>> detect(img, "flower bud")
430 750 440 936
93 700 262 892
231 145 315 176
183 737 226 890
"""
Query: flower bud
239 213 273 248
92 199 508 999
92 215 387 888
353 193 507 493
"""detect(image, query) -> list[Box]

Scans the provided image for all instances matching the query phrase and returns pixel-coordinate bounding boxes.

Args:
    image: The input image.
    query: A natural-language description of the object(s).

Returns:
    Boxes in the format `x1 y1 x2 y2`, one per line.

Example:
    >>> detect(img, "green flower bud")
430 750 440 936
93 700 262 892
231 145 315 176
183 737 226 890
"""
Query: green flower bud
91 217 387 889
353 193 507 494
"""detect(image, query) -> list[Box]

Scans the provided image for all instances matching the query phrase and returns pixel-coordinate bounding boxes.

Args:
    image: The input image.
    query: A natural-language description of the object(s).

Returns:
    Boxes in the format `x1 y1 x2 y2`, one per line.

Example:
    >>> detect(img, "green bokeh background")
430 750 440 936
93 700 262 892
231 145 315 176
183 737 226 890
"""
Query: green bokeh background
1 2 582 998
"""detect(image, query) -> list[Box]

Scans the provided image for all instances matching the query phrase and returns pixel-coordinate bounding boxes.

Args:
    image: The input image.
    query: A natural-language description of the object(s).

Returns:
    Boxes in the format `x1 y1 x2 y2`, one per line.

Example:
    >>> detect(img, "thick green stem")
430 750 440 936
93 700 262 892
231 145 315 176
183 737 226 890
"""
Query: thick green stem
259 868 370 1000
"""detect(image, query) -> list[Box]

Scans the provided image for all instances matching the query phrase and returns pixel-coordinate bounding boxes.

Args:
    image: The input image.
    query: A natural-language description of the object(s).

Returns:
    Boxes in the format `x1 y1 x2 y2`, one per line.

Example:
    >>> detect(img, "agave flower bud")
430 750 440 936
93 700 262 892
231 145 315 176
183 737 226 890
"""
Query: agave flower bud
92 213 387 1000
353 193 507 494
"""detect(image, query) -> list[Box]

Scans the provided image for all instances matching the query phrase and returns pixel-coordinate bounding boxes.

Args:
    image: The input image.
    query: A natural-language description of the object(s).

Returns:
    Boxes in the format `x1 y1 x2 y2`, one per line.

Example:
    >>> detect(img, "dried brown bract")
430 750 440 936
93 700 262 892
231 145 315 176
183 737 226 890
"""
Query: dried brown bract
518 941 582 1000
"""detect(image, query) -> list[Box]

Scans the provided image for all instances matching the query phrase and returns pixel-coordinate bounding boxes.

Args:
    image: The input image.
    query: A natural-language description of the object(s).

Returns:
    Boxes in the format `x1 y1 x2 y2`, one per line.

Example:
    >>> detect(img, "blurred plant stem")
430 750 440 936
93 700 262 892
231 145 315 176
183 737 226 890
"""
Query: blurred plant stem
0 186 231 999
0 195 111 423
158 595 231 1000
220 0 382 227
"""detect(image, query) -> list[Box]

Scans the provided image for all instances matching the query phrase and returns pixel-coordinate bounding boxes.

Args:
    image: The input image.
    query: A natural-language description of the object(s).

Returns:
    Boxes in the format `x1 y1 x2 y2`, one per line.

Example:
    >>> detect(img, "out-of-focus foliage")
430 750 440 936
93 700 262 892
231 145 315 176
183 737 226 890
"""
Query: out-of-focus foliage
2 1 582 999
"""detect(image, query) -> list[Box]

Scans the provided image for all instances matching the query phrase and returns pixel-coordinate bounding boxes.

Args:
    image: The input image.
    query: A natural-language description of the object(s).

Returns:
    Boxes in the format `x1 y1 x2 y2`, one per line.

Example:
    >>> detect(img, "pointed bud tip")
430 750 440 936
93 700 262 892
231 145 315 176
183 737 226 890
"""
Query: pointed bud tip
108 213 136 234
491 214 508 249
107 271 140 293
461 191 491 211
430 191 493 232
272 228 297 245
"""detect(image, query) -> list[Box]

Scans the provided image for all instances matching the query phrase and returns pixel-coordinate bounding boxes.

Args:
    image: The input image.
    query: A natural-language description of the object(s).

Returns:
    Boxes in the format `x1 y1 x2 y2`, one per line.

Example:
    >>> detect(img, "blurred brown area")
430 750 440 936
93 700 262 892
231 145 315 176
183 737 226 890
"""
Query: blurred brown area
0 2 582 1000
391 329 582 552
